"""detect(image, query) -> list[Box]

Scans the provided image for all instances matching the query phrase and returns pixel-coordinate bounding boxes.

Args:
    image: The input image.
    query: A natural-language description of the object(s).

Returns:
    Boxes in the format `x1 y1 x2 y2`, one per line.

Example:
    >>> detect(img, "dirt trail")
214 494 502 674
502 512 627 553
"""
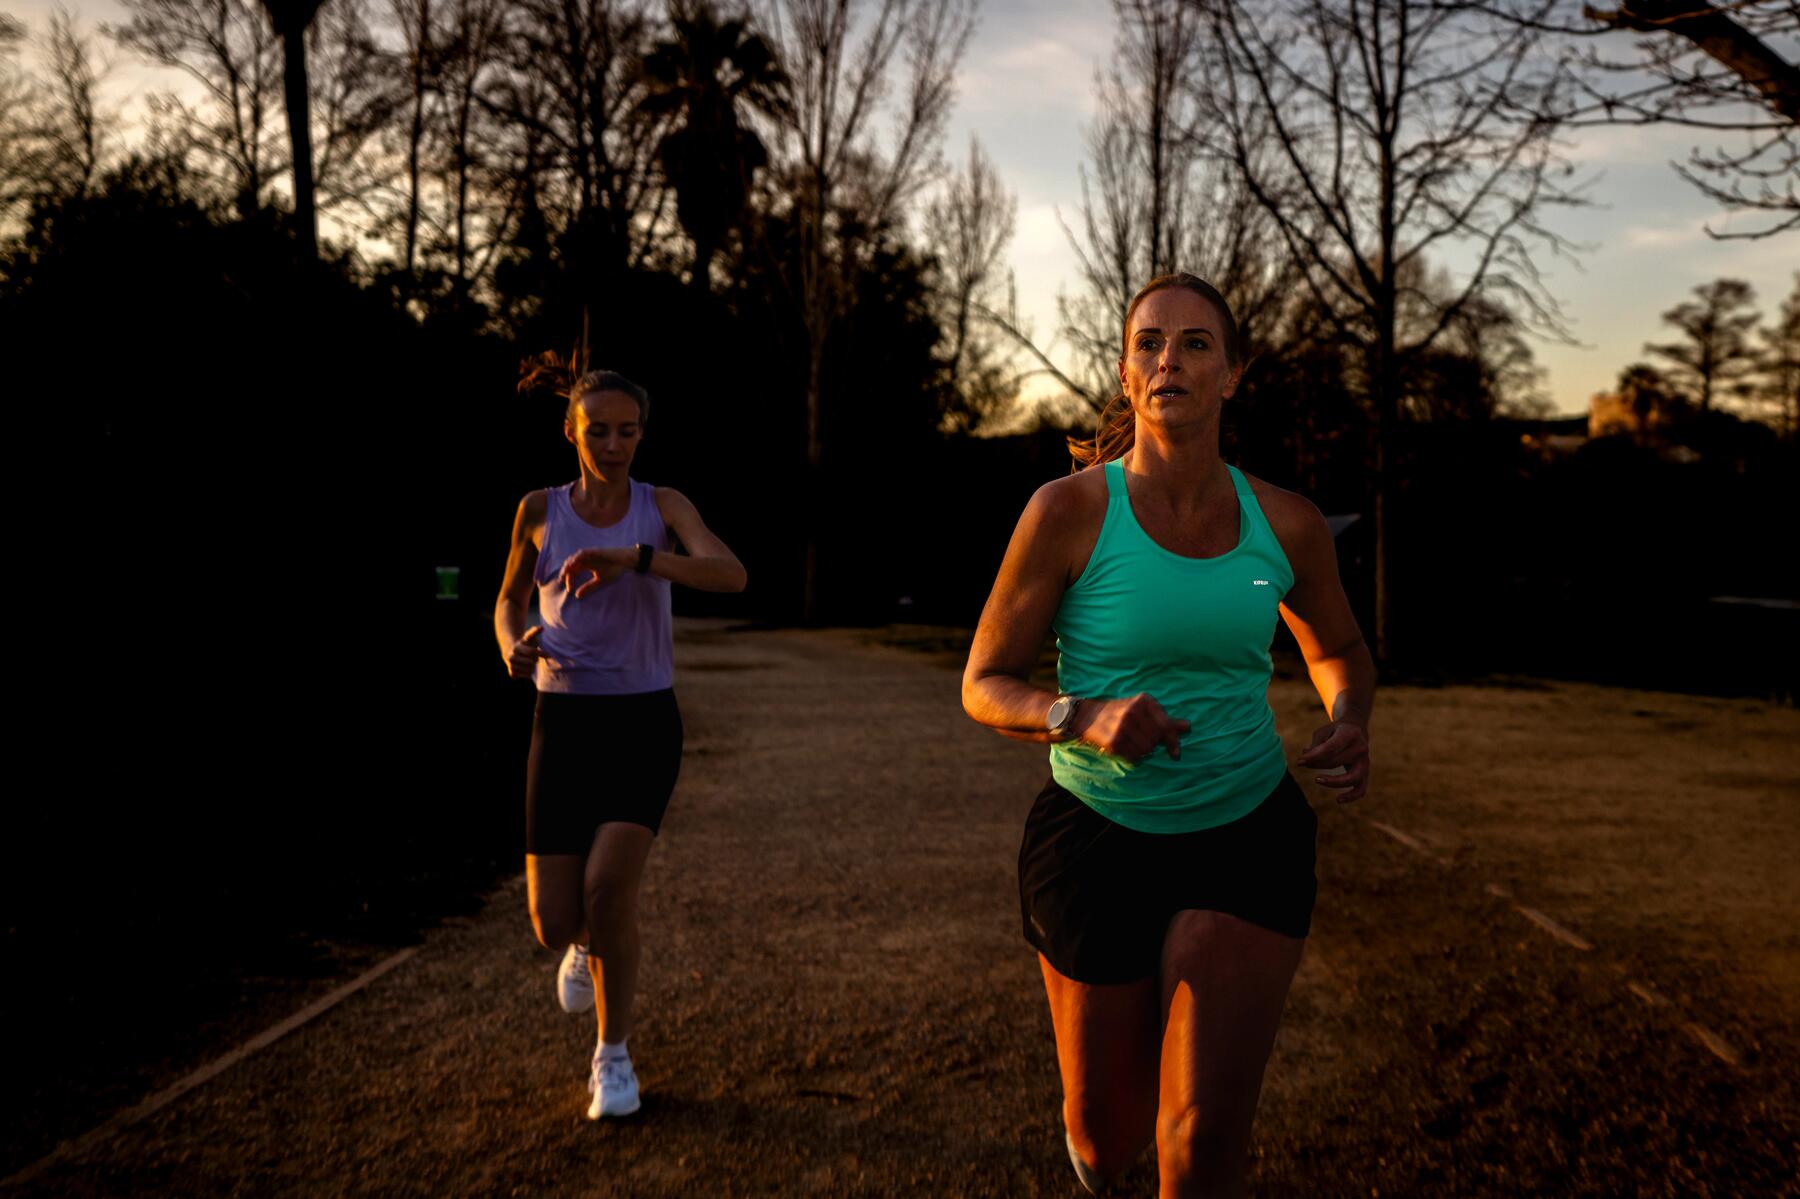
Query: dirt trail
12 623 1798 1197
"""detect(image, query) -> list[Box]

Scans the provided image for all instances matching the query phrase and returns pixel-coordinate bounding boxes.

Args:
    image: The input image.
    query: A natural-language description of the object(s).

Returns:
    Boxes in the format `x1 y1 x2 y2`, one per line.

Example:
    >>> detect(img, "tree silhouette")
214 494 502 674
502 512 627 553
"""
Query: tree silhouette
759 0 974 621
638 1 789 292
1646 278 1761 413
1186 0 1583 665
1486 1 1798 238
109 0 285 218
921 137 1017 432
1757 273 1800 438
258 0 327 259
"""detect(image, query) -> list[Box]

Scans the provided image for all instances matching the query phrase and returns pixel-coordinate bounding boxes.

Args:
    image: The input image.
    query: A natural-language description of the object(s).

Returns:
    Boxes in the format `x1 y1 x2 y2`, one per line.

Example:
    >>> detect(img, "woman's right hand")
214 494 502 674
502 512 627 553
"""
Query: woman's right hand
1071 694 1190 761
506 625 553 679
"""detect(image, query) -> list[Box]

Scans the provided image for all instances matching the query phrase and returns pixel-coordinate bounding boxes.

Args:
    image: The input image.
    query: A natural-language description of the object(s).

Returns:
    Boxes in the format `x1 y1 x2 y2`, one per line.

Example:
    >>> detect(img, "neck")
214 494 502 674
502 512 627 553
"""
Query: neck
573 467 631 511
1123 416 1228 508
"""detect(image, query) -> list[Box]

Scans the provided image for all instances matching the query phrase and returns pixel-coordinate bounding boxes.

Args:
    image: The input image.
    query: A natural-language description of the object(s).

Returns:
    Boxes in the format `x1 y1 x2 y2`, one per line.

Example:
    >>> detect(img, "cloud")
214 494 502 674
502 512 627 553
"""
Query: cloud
1623 217 1712 248
958 39 1098 118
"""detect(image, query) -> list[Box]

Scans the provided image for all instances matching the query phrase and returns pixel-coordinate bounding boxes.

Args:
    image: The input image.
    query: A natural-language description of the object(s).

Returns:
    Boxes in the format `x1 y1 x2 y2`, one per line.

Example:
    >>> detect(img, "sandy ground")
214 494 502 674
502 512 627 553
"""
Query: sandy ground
9 621 1798 1197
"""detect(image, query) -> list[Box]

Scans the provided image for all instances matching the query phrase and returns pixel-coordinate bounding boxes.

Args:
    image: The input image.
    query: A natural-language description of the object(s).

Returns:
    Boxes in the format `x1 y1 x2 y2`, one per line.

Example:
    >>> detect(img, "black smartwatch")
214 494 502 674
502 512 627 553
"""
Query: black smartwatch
634 543 655 574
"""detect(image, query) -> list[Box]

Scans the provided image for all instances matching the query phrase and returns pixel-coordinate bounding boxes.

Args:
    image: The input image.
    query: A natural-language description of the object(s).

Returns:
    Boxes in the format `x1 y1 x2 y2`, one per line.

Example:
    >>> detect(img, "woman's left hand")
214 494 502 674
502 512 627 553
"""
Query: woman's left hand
1298 720 1370 803
559 547 635 598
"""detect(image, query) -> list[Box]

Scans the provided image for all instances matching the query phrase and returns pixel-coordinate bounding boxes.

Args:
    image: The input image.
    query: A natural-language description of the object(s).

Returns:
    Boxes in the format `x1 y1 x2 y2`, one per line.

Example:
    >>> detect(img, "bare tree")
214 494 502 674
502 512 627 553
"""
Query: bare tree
383 0 444 280
486 0 671 288
1186 0 1583 663
1485 1 1798 238
306 0 400 230
921 136 1017 431
0 14 33 225
371 0 509 296
38 8 115 201
109 0 287 215
0 7 115 231
257 0 327 256
757 0 975 619
1398 265 1548 421
981 1 1300 425
435 0 509 295
1052 0 1202 403
1647 277 1763 412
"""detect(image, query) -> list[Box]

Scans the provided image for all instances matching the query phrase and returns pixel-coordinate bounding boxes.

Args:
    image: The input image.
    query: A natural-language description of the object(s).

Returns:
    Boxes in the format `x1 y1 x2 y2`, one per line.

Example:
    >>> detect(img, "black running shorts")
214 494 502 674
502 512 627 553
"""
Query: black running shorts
1018 772 1317 985
525 689 683 853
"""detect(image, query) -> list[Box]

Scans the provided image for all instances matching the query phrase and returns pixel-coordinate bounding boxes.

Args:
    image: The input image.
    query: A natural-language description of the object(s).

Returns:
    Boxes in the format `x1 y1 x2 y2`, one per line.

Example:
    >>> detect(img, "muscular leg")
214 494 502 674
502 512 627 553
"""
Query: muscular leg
1039 954 1163 1187
525 853 587 950
1154 910 1305 1199
584 821 656 1044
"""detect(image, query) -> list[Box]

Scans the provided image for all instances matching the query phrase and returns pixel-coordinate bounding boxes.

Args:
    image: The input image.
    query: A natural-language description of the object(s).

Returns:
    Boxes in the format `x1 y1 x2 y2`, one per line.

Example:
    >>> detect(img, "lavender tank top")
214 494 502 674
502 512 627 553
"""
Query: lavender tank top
533 479 674 695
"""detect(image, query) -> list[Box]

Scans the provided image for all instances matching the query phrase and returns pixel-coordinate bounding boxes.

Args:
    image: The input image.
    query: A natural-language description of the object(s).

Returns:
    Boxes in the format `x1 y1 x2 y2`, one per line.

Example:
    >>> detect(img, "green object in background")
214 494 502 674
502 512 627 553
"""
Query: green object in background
435 566 460 601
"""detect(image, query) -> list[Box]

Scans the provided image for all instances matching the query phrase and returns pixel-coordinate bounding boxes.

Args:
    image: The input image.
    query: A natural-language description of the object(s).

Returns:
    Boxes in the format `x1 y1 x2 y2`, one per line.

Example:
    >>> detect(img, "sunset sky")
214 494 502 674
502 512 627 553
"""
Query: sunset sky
17 0 1798 416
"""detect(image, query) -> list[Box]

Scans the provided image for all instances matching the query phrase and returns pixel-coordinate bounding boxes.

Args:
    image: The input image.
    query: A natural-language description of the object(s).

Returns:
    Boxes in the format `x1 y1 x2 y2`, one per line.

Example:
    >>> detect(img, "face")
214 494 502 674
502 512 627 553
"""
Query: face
564 389 644 479
1117 287 1242 430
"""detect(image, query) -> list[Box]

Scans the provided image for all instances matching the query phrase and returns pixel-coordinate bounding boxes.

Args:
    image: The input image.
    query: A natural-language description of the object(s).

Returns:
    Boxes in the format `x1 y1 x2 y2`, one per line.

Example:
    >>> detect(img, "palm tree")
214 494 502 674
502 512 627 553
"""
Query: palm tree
259 0 326 260
638 1 788 291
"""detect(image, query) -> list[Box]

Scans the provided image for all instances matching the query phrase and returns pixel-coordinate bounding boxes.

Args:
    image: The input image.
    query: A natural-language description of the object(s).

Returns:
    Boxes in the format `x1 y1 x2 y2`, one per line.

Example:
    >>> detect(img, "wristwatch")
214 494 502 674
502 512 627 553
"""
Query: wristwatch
634 543 654 574
1045 694 1082 738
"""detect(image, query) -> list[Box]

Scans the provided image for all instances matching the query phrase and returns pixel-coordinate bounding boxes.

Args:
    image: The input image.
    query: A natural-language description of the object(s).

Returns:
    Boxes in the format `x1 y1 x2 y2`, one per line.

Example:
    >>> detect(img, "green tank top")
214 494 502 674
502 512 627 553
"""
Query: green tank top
1049 460 1295 833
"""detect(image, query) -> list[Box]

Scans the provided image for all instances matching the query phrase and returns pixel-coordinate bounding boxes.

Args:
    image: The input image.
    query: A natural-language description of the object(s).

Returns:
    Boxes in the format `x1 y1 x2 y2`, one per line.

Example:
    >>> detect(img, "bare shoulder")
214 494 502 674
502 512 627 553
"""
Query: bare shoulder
1025 466 1107 524
1012 467 1109 585
652 485 697 518
515 488 549 531
1241 471 1330 557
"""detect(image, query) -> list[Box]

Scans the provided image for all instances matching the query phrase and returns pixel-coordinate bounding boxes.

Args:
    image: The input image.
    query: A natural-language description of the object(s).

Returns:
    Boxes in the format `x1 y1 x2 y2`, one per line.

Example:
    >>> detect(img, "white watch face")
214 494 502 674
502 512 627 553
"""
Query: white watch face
1047 696 1074 731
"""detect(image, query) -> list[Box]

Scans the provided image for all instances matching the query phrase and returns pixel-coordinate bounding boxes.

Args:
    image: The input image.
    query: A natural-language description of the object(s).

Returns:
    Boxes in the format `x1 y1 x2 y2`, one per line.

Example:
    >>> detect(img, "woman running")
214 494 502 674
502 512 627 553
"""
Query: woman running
962 273 1375 1196
495 366 746 1120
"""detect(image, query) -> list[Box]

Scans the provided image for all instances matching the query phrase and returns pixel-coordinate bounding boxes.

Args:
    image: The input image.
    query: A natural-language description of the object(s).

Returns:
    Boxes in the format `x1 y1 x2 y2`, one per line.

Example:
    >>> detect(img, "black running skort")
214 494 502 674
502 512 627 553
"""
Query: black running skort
525 688 683 853
1019 771 1317 984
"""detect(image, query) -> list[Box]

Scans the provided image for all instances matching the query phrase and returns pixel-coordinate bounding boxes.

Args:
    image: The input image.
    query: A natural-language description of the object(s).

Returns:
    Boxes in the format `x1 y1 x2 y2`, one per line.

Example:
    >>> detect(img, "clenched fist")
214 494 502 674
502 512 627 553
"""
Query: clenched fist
1070 693 1190 762
506 625 555 679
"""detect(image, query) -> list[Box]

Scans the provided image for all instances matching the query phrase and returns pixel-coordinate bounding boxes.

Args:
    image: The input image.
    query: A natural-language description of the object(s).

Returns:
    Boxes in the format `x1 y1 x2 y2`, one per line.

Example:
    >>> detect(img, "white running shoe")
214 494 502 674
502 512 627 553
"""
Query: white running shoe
556 944 594 1013
586 1051 641 1119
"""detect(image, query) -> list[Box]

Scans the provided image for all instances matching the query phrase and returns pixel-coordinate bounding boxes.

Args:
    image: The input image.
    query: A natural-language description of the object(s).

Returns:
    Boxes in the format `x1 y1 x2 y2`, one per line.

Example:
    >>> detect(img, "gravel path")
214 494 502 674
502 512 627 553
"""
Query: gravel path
13 622 1797 1197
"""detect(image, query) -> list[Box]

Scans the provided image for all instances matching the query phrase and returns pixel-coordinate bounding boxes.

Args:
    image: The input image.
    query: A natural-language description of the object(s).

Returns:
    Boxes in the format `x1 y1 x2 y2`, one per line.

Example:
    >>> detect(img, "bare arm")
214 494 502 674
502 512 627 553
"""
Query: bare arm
961 483 1080 742
495 491 551 678
557 488 747 597
651 487 747 592
1267 487 1376 801
961 478 1189 759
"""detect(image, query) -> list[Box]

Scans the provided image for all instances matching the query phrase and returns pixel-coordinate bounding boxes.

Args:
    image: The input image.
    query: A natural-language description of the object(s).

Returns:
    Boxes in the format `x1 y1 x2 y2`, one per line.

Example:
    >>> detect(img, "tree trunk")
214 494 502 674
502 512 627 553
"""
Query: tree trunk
403 0 429 281
279 23 316 261
802 311 825 624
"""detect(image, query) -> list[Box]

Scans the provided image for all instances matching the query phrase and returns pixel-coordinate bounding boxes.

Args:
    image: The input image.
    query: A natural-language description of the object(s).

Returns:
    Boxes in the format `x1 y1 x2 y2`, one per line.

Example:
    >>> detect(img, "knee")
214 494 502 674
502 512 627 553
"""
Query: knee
584 874 638 937
1155 1103 1248 1187
1065 1097 1149 1185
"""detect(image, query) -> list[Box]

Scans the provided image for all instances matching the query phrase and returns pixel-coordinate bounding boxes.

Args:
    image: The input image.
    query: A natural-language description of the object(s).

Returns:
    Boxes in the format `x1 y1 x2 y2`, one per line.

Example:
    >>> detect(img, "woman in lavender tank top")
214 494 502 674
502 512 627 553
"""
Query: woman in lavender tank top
494 366 746 1121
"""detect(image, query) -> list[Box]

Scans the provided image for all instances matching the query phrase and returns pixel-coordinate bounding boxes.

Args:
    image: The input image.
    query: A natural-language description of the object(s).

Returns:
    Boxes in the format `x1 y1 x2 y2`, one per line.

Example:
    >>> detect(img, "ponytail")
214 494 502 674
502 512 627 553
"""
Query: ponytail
518 344 652 423
1067 391 1135 469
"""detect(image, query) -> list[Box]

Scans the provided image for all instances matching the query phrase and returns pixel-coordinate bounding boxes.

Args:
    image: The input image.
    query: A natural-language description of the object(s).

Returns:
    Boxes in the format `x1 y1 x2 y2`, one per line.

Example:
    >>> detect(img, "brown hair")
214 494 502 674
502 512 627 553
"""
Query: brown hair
1067 273 1243 469
517 347 652 423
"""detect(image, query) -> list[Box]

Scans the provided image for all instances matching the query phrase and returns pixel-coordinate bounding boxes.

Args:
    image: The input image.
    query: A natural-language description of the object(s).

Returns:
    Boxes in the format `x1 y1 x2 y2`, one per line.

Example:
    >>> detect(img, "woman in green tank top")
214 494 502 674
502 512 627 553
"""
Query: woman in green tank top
963 273 1376 1196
